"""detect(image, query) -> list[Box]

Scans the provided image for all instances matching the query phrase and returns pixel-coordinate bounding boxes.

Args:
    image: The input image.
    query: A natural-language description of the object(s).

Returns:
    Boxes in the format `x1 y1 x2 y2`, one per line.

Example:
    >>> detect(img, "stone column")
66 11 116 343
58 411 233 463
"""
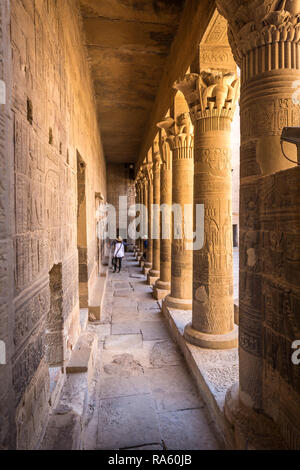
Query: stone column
134 178 142 258
210 0 300 449
175 72 240 349
154 127 172 300
0 0 16 449
143 163 153 275
217 0 300 409
137 175 145 264
148 140 161 285
160 113 194 311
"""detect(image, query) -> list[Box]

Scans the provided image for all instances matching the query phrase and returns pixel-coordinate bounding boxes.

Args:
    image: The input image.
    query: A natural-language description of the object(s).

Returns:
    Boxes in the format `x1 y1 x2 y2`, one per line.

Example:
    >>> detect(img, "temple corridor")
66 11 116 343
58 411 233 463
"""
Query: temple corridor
1 0 300 452
41 253 221 450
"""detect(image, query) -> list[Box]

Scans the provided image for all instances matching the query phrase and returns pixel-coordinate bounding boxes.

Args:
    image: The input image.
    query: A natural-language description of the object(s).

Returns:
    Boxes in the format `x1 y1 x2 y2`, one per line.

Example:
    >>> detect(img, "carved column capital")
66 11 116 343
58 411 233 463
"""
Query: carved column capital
174 71 240 126
216 0 300 77
152 148 162 174
142 162 153 184
157 113 194 153
135 170 142 187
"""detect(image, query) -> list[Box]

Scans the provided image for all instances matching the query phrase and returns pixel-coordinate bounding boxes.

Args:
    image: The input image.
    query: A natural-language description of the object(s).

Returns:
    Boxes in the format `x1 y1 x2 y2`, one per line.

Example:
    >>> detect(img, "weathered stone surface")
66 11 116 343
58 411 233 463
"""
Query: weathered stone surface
137 298 161 310
97 394 161 450
94 324 111 341
111 308 139 324
140 321 170 341
113 282 131 289
148 366 201 412
139 308 163 322
103 354 144 377
104 334 143 350
40 408 82 451
66 332 97 376
126 444 164 450
113 289 132 298
111 322 142 335
150 340 183 368
158 409 219 450
80 309 89 332
99 375 150 399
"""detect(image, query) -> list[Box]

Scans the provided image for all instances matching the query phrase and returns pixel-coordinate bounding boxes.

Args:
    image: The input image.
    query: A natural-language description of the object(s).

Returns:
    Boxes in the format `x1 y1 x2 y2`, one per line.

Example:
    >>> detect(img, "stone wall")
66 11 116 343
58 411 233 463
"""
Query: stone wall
240 165 300 448
231 104 240 237
107 163 134 241
6 0 106 449
0 0 15 451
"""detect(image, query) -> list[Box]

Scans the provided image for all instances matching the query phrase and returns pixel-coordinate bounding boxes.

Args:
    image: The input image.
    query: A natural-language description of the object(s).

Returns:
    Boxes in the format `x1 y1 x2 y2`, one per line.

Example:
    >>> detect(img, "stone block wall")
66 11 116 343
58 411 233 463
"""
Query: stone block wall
260 166 300 448
240 165 300 448
107 163 134 240
0 0 107 449
0 0 15 451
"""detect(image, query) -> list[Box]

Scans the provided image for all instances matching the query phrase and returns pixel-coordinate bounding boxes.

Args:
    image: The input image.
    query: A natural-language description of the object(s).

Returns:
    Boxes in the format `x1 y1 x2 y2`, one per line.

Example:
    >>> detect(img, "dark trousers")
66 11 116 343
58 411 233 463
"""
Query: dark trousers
113 257 122 272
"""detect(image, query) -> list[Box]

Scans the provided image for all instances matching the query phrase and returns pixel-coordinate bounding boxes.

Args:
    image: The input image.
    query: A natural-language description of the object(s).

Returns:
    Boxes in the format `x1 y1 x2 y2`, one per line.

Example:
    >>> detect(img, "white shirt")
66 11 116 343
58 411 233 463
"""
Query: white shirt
114 242 124 258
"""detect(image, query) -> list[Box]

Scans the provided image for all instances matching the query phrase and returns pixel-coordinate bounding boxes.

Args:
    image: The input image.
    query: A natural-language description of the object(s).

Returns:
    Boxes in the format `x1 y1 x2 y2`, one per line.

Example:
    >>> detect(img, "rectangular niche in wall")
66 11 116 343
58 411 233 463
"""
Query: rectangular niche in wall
233 224 238 248
77 151 88 307
46 263 64 366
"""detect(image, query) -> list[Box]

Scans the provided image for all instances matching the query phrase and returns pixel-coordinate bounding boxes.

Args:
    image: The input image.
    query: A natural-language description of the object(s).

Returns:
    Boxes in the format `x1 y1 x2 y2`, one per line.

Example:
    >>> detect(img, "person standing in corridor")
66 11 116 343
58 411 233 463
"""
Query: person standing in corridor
113 236 125 273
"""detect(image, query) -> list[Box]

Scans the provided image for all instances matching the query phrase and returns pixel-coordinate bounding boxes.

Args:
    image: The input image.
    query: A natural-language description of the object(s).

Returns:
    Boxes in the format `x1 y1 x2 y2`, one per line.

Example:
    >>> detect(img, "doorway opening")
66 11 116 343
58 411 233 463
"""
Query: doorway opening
233 224 238 248
77 151 88 308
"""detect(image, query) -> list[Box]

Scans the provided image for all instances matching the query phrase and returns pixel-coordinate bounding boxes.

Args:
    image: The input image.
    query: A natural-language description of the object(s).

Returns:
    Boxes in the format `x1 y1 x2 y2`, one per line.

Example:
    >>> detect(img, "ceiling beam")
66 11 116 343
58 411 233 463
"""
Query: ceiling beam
136 0 216 171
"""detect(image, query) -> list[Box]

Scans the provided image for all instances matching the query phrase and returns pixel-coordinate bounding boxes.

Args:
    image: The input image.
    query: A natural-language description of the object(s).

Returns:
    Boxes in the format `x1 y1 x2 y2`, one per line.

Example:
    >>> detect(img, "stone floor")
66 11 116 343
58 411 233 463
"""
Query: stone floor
84 253 221 450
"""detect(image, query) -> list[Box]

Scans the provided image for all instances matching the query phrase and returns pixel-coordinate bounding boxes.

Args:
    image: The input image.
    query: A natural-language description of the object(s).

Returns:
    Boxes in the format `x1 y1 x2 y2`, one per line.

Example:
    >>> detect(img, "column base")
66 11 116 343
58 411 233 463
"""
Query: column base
143 263 152 275
163 295 192 311
139 260 145 268
223 383 287 450
153 280 170 300
147 269 160 286
184 323 238 349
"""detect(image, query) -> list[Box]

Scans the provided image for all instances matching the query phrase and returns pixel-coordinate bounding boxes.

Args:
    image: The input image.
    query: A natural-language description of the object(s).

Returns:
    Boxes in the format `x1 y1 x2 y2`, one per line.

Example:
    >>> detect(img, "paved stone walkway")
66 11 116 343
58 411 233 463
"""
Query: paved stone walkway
84 253 221 450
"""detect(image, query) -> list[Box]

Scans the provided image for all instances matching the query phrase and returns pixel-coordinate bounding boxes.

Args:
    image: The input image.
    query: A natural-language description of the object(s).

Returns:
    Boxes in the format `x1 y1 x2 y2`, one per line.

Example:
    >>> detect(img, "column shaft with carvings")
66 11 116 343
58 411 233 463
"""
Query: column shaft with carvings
141 173 148 266
214 0 300 449
143 165 153 275
138 176 145 263
135 178 142 258
159 114 194 310
176 72 239 349
148 143 161 285
216 0 300 415
154 128 172 300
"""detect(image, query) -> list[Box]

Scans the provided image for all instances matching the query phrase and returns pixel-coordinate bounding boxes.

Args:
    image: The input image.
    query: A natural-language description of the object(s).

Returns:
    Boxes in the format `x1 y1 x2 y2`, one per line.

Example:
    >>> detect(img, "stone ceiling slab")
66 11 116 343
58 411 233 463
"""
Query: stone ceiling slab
80 0 185 163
